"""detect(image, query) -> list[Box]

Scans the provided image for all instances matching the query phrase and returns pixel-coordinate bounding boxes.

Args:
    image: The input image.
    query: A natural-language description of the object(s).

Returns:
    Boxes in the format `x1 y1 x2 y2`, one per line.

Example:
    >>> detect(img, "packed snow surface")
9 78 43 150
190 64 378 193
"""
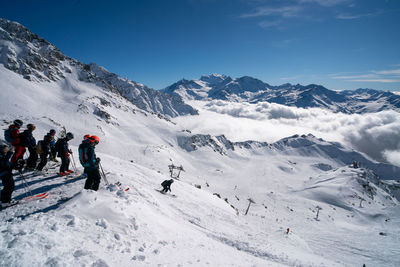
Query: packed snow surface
1 64 400 266
1 18 400 267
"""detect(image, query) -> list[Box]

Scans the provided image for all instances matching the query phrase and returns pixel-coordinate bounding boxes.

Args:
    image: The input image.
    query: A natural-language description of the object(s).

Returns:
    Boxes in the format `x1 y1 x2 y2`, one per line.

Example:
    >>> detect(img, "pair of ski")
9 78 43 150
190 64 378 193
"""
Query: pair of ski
1 192 49 209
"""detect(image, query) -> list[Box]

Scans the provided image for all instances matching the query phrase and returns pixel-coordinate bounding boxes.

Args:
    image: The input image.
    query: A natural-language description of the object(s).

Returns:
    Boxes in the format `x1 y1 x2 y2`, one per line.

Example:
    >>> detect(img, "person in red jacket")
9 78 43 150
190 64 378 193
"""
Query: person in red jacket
8 120 25 169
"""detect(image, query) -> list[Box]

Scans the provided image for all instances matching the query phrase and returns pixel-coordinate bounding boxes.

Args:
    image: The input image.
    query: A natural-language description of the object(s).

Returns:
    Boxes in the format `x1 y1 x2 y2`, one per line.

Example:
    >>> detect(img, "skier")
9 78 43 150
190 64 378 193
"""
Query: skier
36 134 52 172
79 135 91 175
5 119 24 168
55 132 74 176
161 179 174 193
0 143 16 208
48 129 57 162
20 124 38 170
80 135 102 191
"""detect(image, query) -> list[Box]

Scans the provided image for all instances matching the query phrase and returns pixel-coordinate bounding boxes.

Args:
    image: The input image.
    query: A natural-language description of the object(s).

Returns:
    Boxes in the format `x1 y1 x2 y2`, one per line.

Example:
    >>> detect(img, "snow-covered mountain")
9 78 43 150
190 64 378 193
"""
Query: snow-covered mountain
1 18 400 266
163 74 400 113
0 18 197 118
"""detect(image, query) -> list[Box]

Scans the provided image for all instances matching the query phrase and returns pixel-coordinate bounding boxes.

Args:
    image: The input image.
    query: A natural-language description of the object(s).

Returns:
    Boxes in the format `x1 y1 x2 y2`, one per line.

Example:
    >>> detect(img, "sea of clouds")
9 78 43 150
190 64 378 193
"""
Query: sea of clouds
174 100 400 166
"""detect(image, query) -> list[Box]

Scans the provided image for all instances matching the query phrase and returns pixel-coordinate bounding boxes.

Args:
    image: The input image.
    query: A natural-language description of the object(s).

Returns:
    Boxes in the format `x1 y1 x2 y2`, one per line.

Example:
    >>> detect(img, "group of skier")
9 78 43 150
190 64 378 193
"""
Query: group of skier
0 119 103 208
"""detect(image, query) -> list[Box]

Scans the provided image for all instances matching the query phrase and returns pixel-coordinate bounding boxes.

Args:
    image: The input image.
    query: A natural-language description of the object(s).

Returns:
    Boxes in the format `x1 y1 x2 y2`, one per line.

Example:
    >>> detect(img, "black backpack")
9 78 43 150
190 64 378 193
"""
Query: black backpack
55 138 63 154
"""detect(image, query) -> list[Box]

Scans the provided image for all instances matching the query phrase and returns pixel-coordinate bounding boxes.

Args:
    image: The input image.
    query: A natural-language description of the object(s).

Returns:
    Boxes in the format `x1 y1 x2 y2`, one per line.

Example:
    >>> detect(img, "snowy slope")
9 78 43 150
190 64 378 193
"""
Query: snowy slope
1 19 400 267
162 75 400 114
0 18 197 118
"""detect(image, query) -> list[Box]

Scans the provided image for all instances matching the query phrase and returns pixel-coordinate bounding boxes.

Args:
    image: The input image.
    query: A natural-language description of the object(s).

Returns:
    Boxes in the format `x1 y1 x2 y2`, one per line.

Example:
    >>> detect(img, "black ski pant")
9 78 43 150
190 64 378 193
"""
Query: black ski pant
1 172 14 203
84 167 101 191
161 186 171 193
36 153 48 171
60 155 70 173
50 146 57 160
26 147 38 169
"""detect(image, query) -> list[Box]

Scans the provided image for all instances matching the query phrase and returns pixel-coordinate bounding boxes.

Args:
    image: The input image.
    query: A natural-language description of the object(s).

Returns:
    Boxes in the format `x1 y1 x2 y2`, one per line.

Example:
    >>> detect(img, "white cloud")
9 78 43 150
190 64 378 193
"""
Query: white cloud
349 79 400 83
298 0 349 7
376 69 400 76
336 11 381 19
383 150 400 167
175 100 400 166
331 68 400 83
241 6 302 18
259 20 284 29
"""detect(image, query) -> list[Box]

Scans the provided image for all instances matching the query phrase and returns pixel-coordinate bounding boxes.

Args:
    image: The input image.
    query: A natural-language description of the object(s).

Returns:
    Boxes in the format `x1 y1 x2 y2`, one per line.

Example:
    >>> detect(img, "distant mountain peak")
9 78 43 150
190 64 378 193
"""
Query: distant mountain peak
163 74 400 114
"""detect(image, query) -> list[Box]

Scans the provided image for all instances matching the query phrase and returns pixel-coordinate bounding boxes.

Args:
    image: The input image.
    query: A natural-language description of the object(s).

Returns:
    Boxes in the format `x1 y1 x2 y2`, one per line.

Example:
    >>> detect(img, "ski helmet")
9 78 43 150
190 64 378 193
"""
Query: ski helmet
84 134 91 140
49 129 56 135
66 132 74 140
13 119 23 127
90 135 100 144
27 124 36 131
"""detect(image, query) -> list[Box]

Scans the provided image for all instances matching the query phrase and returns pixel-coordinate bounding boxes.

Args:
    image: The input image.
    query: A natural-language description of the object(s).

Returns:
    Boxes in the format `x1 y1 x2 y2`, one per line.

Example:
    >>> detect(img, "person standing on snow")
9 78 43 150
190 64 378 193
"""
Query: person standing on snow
48 129 57 162
56 132 74 176
161 179 174 193
6 119 24 169
20 124 38 170
36 134 52 172
80 135 102 191
0 143 16 208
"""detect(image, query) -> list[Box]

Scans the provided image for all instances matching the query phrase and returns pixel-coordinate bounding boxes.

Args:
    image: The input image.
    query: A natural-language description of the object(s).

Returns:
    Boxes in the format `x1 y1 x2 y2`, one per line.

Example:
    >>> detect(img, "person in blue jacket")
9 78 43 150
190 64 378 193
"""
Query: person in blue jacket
48 129 57 162
79 135 101 191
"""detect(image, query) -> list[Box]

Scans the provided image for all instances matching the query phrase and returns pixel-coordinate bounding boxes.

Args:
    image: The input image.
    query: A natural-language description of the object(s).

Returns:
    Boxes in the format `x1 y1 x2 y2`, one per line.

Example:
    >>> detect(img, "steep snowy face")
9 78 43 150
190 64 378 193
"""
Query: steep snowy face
163 75 400 114
177 133 400 180
0 18 197 118
163 74 232 101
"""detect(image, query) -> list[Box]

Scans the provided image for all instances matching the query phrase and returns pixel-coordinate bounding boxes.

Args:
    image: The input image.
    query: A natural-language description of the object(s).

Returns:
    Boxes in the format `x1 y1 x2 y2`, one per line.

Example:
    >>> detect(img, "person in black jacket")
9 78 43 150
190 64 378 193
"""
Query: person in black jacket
80 135 102 191
56 132 74 175
0 143 15 207
161 179 174 193
36 134 52 172
20 124 38 170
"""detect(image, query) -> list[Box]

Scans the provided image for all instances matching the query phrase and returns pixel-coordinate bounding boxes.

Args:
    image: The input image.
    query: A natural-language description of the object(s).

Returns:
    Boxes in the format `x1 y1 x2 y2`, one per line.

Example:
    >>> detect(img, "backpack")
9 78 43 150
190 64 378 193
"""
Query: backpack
4 128 13 144
55 138 63 153
78 143 90 167
36 141 44 154
19 131 28 147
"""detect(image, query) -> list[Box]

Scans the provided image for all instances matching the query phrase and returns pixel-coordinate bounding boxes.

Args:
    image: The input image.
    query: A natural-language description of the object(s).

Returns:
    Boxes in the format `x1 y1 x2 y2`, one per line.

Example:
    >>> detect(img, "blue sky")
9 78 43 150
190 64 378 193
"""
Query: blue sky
1 0 400 90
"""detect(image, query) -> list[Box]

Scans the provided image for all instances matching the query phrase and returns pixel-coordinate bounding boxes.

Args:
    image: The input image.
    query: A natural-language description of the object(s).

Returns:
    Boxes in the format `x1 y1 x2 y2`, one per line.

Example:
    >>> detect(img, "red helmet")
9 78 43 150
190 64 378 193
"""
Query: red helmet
84 134 91 140
90 135 100 144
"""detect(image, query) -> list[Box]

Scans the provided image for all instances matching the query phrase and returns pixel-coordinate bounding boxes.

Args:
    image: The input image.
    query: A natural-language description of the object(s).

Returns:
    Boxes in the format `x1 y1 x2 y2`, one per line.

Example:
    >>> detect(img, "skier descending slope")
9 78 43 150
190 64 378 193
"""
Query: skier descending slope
0 143 16 208
55 132 74 176
19 124 38 170
79 135 102 191
161 179 174 193
36 134 52 172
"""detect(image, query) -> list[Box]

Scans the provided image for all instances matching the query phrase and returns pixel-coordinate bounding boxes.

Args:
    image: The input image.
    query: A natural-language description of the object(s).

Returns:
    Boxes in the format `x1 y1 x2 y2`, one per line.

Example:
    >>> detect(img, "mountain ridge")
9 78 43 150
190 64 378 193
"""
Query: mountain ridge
162 74 400 114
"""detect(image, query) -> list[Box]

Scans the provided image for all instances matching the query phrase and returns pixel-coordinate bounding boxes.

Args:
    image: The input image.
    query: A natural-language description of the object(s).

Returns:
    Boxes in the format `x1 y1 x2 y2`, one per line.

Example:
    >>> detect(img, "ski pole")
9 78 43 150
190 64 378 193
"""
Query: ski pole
99 162 109 185
18 171 33 197
70 152 77 173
